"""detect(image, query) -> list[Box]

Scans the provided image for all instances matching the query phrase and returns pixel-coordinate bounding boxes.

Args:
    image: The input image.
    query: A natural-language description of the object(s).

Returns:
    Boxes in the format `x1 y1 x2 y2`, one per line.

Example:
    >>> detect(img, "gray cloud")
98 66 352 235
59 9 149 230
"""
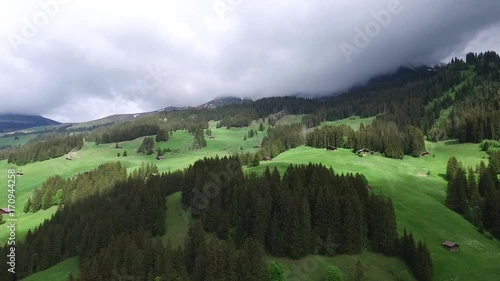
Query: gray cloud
0 0 499 122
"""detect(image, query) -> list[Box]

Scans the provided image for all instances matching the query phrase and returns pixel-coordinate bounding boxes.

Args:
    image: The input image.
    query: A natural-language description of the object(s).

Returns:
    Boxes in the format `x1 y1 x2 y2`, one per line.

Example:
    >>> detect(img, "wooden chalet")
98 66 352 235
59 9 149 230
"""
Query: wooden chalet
421 151 430 156
0 208 14 215
442 241 459 251
66 156 72 161
156 156 166 160
16 172 24 177
327 145 337 151
356 148 370 156
263 156 273 161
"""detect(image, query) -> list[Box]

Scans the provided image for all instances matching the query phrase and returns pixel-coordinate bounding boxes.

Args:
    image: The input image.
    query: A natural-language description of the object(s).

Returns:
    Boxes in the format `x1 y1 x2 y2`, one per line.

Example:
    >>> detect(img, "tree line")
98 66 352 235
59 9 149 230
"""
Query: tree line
1 156 433 281
6 135 83 166
306 120 425 159
0 162 180 280
24 162 128 213
181 157 433 280
445 152 500 238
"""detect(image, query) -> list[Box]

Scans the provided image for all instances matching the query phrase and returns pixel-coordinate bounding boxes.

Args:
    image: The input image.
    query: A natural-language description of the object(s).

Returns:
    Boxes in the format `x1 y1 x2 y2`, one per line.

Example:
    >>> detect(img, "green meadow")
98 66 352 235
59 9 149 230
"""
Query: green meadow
20 257 79 281
246 143 500 281
1 117 499 281
321 116 375 130
0 126 263 242
0 134 38 148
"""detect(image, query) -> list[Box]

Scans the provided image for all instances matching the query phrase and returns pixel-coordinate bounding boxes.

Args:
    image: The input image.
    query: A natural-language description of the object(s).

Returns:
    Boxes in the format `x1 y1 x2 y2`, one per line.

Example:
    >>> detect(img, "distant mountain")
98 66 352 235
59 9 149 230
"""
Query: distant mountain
0 114 60 133
198 96 252 109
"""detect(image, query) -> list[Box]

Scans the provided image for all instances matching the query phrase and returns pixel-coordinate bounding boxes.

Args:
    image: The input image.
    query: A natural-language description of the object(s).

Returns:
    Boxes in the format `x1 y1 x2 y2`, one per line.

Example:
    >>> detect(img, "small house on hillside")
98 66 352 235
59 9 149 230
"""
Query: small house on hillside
208 136 215 140
421 151 430 156
356 148 370 156
16 172 24 177
156 156 166 160
327 145 337 151
442 241 459 251
0 208 14 215
263 156 273 161
66 156 72 161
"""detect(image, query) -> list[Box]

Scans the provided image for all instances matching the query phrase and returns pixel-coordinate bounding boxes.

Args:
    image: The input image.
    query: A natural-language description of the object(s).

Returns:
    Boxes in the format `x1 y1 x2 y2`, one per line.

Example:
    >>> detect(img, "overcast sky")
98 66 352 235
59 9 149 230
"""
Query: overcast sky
0 0 499 123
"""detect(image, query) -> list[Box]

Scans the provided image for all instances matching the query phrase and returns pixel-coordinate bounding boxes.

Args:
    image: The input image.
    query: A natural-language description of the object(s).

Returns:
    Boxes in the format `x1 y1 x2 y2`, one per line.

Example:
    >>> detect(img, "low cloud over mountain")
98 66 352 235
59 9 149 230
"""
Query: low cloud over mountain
0 0 499 122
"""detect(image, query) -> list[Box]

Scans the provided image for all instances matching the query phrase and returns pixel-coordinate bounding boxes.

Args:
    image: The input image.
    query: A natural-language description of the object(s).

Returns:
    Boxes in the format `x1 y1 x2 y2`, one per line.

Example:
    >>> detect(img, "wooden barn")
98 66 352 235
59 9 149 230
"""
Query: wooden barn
327 145 337 151
66 156 72 161
421 151 430 156
156 156 166 160
16 172 24 177
356 148 370 156
442 241 459 251
0 208 14 215
263 156 273 161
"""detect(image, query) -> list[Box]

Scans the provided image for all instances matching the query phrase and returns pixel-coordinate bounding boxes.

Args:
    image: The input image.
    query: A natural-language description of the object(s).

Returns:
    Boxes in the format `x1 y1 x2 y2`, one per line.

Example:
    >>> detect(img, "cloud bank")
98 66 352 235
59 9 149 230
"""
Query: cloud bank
0 0 499 122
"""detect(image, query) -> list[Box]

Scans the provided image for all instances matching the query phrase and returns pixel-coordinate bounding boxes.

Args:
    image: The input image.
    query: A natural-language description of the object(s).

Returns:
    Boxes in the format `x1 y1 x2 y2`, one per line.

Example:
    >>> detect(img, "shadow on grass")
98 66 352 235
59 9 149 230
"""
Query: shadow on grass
438 173 447 181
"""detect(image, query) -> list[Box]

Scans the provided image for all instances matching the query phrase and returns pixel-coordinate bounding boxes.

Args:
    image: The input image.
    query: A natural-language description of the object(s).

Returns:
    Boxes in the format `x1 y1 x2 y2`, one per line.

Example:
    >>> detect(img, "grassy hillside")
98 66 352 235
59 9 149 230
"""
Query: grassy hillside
269 253 415 281
0 114 60 133
21 257 79 281
162 192 191 248
246 143 500 281
6 116 500 281
321 116 375 130
0 134 39 147
0 126 265 242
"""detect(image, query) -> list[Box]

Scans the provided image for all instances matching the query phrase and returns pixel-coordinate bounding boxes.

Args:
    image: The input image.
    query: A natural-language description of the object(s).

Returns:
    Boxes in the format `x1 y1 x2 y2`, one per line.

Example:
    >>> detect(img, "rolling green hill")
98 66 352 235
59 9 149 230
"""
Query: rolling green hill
246 143 500 281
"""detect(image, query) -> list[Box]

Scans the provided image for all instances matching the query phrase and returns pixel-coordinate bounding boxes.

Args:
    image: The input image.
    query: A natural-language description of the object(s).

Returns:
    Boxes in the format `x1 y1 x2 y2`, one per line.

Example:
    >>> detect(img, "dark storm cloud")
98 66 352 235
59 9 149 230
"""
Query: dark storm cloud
0 0 499 122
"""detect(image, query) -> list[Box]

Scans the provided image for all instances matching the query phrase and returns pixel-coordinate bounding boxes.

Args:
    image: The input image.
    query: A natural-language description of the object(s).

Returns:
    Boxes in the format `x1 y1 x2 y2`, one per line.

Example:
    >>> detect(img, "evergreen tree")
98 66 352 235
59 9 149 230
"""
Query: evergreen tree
268 261 286 281
354 260 365 281
446 168 467 214
23 197 32 213
446 156 462 180
326 266 343 281
414 241 433 281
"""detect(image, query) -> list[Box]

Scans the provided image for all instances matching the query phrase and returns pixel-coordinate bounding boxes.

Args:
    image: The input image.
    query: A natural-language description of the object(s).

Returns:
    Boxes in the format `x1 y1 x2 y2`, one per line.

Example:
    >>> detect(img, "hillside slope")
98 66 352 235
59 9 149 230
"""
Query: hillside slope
0 114 60 133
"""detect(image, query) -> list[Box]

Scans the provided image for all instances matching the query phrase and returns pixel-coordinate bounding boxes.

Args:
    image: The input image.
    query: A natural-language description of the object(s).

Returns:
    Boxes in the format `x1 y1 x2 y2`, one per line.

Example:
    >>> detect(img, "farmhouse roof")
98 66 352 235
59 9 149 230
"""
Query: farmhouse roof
442 241 458 247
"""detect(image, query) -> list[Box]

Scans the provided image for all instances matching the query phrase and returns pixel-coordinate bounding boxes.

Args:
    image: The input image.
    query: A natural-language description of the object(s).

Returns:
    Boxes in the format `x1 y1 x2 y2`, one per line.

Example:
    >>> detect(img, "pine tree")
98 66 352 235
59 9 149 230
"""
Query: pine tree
326 266 343 281
446 168 467 214
23 197 32 213
446 156 461 180
354 260 365 281
414 241 433 281
268 261 286 281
